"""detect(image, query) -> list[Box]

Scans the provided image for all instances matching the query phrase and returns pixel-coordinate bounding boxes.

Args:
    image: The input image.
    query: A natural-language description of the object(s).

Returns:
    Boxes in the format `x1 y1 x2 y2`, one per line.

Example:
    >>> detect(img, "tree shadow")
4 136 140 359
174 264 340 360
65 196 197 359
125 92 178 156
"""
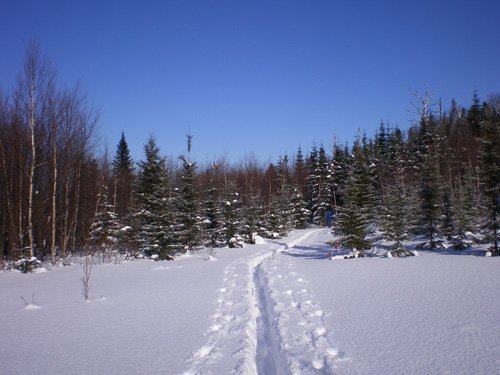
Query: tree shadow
280 245 332 260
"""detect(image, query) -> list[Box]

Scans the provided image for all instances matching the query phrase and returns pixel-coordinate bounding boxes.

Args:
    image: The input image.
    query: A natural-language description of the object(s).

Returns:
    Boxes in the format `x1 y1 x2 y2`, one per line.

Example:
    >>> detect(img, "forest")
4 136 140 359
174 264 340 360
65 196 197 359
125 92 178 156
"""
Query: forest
1 45 499 268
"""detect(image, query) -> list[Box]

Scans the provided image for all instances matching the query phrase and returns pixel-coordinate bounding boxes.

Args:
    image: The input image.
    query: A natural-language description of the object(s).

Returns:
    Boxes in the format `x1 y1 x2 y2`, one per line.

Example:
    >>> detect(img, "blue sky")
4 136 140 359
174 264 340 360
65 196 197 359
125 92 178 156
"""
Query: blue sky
1 0 499 164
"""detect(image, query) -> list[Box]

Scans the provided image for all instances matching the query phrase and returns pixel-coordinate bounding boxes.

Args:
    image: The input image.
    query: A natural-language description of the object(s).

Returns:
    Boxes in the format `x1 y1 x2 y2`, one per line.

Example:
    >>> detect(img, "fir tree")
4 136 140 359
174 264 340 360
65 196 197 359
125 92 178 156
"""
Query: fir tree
136 136 174 258
204 176 225 247
290 187 310 229
479 102 500 255
334 137 375 253
331 143 350 214
467 91 482 137
241 185 265 243
293 146 306 195
417 115 442 247
112 131 134 219
379 128 415 256
221 179 242 247
88 184 122 253
451 170 477 250
441 190 454 240
178 136 200 251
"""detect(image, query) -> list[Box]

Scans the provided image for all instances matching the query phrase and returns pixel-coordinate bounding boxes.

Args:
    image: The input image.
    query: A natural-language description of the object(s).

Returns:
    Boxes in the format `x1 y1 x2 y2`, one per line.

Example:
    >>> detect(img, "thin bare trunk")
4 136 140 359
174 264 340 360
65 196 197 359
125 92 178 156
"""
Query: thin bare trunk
50 122 57 263
17 136 23 251
70 157 82 252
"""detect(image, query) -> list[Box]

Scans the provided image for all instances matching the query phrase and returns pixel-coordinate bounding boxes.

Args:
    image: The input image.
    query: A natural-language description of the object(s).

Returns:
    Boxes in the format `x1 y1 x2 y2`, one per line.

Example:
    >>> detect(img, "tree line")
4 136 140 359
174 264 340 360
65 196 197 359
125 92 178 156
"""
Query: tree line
1 45 498 264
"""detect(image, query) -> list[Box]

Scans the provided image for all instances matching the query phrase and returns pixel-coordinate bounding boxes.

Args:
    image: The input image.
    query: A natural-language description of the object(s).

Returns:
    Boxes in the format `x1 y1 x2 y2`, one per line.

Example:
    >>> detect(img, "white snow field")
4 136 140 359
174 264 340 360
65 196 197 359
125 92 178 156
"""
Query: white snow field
1 228 499 375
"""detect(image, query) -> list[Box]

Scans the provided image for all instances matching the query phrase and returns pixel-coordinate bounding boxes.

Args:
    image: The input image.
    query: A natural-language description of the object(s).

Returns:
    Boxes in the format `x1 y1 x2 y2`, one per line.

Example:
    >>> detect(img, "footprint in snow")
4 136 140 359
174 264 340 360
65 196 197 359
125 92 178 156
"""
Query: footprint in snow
210 324 222 332
196 345 213 358
312 358 325 370
326 348 338 357
315 327 326 336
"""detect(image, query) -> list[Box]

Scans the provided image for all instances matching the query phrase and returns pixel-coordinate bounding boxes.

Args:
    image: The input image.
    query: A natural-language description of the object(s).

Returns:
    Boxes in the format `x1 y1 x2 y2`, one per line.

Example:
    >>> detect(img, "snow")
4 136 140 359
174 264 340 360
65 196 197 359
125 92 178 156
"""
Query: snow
1 228 499 374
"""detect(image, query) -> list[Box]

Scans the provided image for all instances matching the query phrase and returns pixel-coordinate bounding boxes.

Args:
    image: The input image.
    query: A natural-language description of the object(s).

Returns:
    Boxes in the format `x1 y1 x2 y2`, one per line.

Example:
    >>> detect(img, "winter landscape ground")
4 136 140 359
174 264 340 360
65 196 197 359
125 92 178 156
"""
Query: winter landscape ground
1 228 499 375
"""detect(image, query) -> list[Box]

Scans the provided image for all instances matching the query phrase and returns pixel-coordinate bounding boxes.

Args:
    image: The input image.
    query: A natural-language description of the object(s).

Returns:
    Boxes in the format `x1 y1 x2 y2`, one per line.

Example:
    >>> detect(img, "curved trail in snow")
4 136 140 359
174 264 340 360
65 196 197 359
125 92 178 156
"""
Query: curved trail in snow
183 228 348 375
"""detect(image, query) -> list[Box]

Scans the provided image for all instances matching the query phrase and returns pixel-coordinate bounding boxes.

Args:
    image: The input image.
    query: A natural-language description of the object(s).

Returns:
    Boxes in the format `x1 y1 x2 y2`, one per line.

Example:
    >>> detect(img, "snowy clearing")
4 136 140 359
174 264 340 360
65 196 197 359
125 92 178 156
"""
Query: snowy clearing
1 228 499 374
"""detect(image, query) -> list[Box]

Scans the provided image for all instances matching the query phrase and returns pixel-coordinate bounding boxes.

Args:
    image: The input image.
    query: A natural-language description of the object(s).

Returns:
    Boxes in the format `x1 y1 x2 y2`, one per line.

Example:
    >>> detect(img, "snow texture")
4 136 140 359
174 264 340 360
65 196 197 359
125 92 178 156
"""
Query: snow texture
0 228 499 375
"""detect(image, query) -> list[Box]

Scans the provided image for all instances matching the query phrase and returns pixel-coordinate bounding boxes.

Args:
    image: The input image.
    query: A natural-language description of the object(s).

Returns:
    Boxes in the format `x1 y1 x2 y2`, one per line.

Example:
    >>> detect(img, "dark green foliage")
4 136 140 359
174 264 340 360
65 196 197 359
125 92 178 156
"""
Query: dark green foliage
290 187 310 229
241 186 265 243
441 191 454 240
479 102 500 255
13 257 41 273
334 136 375 251
112 132 134 219
221 180 242 247
204 177 225 247
136 136 174 258
417 116 442 247
178 155 200 251
88 184 122 252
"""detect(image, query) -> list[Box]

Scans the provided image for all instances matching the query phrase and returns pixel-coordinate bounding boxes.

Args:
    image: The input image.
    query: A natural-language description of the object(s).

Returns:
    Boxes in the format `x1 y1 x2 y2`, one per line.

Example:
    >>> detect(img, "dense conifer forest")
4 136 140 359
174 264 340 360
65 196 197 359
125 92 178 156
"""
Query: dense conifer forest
1 45 499 266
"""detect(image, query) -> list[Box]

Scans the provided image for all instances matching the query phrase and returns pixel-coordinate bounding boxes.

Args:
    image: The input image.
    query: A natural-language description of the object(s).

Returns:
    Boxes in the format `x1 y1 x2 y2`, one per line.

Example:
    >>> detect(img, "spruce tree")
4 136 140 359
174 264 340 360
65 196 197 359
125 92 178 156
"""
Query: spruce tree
290 187 310 229
221 179 243 247
112 131 134 220
204 176 225 247
293 146 306 195
334 137 375 253
241 185 265 243
136 136 174 258
380 128 415 256
417 115 442 248
177 135 200 251
479 102 500 255
88 184 122 254
452 170 476 250
441 190 454 241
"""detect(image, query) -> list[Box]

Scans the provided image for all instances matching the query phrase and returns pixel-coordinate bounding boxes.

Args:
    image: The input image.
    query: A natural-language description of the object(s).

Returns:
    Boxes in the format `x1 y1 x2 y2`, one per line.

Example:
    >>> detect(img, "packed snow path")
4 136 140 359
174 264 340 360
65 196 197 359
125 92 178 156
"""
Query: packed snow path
184 229 348 375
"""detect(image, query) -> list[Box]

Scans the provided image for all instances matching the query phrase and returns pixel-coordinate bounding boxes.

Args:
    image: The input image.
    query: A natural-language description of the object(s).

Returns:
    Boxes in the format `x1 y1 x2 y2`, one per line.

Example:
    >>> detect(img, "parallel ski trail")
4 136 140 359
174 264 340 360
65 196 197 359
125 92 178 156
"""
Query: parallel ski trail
183 228 346 375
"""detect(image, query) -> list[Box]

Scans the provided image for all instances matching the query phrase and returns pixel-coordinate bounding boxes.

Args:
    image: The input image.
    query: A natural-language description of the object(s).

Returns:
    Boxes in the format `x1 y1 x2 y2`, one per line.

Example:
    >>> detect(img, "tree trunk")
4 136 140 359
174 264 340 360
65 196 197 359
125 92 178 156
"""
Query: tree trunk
50 121 57 263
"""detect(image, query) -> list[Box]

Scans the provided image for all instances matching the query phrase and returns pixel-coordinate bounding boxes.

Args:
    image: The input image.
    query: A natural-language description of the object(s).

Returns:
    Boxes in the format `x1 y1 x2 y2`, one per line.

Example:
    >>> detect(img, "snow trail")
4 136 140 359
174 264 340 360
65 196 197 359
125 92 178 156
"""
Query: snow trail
254 263 289 374
183 228 344 375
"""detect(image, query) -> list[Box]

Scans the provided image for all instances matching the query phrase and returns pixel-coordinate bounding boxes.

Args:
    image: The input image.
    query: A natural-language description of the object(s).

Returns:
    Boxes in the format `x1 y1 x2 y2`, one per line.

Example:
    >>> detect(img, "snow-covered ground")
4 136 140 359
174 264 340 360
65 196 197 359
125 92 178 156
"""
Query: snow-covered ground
1 228 499 374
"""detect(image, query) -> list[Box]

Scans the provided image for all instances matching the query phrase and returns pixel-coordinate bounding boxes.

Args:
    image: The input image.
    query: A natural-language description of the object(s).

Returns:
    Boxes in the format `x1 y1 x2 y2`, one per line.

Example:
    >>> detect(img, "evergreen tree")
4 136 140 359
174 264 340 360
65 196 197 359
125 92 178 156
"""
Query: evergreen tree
467 91 482 137
293 146 306 195
379 128 415 256
290 187 310 229
305 144 319 221
221 179 243 247
241 185 265 243
88 184 122 253
112 131 134 219
177 136 200 251
441 190 454 240
417 115 442 247
451 170 477 249
331 143 350 214
334 137 375 253
136 136 174 258
479 102 500 255
314 145 334 226
204 176 225 247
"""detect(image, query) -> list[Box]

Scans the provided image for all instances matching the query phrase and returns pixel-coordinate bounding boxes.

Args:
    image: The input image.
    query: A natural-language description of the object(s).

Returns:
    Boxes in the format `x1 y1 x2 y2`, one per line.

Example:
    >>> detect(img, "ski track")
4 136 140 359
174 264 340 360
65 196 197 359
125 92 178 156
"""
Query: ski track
183 228 348 375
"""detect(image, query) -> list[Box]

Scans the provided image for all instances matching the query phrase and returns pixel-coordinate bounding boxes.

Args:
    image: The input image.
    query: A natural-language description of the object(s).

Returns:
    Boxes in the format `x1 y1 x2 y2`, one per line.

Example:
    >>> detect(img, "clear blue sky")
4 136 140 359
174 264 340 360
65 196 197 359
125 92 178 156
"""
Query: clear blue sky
1 0 499 164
